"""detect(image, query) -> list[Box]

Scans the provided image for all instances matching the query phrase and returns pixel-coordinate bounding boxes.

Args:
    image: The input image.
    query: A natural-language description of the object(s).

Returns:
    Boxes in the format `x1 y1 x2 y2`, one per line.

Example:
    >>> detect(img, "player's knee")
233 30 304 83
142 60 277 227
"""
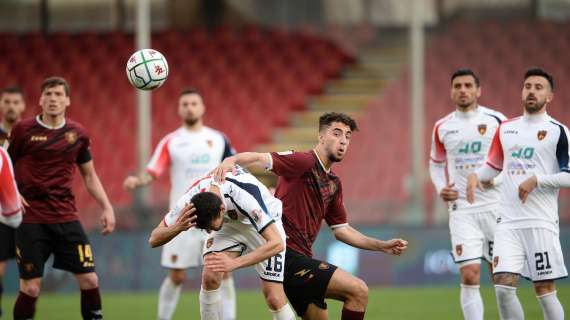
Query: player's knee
460 265 480 285
20 280 41 297
348 278 369 306
264 291 286 310
169 269 186 285
76 272 99 290
202 269 222 290
533 281 555 296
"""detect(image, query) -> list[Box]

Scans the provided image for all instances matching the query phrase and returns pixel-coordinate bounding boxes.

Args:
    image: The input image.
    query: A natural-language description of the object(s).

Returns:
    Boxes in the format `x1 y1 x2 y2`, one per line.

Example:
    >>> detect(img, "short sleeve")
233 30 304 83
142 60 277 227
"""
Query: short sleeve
0 149 22 217
270 151 316 178
221 134 236 160
7 122 25 163
325 182 348 229
429 123 446 164
486 126 504 170
225 177 274 233
555 124 570 172
76 136 92 164
146 135 171 178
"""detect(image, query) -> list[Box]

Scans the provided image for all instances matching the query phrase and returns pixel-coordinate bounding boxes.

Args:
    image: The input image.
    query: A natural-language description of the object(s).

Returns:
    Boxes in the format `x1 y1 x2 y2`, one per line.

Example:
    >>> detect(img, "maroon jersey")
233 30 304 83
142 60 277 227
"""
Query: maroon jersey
8 116 92 223
270 150 347 257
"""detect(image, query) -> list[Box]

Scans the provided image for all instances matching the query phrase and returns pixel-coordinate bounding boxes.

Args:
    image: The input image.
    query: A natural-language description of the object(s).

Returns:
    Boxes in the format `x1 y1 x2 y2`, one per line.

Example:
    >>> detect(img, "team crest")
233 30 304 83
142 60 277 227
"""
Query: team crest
537 130 547 141
65 131 78 144
206 238 214 248
228 210 238 220
455 244 463 256
318 262 330 270
171 254 178 263
206 139 213 148
493 256 499 268
24 263 35 273
478 124 487 135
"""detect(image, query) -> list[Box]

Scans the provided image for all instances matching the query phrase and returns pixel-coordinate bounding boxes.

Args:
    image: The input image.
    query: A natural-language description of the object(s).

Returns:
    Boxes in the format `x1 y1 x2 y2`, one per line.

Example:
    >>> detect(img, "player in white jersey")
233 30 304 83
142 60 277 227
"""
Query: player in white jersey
467 68 567 320
148 169 296 320
123 88 237 320
429 69 506 320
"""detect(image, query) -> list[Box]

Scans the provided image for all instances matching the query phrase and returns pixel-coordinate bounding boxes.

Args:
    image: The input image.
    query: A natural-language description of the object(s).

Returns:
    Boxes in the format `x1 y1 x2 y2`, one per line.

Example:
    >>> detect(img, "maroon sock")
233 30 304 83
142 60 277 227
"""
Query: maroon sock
81 287 102 320
13 291 37 320
342 307 365 320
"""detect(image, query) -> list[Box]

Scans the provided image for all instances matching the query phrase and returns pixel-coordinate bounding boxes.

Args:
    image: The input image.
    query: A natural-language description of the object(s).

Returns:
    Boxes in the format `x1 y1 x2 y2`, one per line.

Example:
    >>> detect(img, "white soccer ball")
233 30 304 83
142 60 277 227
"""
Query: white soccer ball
126 49 169 90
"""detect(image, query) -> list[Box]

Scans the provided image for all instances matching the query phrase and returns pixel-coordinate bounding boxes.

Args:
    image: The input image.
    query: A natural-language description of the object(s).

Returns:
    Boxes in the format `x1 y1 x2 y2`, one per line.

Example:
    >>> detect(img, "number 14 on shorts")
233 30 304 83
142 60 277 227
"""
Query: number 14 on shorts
78 244 95 268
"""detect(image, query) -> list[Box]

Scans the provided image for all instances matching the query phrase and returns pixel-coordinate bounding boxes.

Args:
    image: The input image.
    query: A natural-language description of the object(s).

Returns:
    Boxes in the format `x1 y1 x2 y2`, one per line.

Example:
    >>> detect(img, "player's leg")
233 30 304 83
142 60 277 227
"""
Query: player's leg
492 229 526 320
220 271 236 320
527 229 567 320
52 221 101 320
200 252 238 320
0 223 16 318
260 281 295 320
324 267 368 320
158 228 204 320
459 261 484 320
13 223 51 319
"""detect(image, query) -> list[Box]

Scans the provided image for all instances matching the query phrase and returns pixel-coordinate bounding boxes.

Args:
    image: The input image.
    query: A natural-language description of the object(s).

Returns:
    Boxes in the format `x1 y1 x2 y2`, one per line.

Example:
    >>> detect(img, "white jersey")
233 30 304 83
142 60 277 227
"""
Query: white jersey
430 106 507 212
479 113 570 233
0 147 22 228
146 126 235 208
164 169 282 233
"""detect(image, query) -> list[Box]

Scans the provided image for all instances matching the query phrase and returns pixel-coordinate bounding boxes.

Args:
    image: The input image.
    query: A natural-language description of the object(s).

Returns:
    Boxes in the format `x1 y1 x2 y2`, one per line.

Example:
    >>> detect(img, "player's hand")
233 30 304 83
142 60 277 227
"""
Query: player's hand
379 239 408 256
174 203 197 232
210 157 237 183
204 252 239 272
439 183 459 202
466 173 483 204
100 207 116 235
518 175 538 203
123 176 140 191
19 192 29 208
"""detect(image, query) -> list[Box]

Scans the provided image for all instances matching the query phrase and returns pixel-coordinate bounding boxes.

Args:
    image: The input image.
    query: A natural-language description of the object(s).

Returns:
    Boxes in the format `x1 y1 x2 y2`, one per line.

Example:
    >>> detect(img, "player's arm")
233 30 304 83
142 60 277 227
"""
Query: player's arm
125 136 170 190
429 122 458 201
148 202 197 248
78 160 115 235
211 152 271 182
467 127 504 203
0 150 22 228
123 171 155 190
204 222 284 272
332 226 408 255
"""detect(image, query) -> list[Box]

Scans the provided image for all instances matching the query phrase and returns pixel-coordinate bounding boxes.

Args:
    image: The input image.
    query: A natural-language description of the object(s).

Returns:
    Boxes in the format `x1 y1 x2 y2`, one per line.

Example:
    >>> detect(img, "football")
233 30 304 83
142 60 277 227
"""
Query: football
126 49 169 90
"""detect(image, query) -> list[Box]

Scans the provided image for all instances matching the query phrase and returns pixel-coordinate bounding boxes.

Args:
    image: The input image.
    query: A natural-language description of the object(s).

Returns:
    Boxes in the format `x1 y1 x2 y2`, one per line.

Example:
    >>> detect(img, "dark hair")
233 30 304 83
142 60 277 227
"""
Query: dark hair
191 192 223 230
451 69 480 87
1 86 23 96
180 87 201 97
41 76 70 96
319 112 358 132
524 68 554 91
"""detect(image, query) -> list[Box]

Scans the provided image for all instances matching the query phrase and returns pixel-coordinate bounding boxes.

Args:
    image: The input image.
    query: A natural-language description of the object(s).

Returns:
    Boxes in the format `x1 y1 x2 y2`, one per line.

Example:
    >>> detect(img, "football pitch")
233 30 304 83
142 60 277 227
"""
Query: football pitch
4 285 569 319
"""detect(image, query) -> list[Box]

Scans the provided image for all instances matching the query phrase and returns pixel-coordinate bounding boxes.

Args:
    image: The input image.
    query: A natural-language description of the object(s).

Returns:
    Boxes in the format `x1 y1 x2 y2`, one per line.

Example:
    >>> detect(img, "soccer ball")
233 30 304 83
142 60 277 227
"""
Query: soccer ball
126 49 169 90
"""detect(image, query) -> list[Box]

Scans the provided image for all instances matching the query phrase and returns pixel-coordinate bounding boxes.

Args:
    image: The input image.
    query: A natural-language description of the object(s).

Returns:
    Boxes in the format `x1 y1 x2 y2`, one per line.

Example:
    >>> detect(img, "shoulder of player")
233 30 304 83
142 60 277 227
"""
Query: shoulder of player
547 117 570 134
201 126 230 141
499 116 522 128
65 118 89 133
478 105 507 123
434 112 454 127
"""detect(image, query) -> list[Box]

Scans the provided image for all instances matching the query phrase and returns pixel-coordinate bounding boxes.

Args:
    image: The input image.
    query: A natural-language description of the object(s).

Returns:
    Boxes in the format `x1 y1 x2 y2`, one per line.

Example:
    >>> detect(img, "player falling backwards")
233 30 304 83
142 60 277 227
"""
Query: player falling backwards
149 168 296 320
211 112 408 320
467 68 567 320
429 69 506 320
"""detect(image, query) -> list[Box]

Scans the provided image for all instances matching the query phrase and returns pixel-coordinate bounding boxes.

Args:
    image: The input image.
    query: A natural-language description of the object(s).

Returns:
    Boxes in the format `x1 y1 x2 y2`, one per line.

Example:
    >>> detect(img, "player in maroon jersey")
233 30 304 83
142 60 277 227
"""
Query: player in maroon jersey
211 112 408 320
0 85 26 318
8 77 115 320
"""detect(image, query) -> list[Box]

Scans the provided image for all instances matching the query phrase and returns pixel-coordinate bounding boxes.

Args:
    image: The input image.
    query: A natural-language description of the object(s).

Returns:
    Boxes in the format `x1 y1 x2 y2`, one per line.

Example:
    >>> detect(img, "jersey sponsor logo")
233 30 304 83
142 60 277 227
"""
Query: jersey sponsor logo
478 124 487 135
65 131 78 144
294 268 311 277
30 135 48 142
537 130 547 141
504 130 518 134
190 154 211 164
493 256 499 268
206 238 214 248
228 210 238 220
455 244 463 256
447 130 459 135
318 262 330 270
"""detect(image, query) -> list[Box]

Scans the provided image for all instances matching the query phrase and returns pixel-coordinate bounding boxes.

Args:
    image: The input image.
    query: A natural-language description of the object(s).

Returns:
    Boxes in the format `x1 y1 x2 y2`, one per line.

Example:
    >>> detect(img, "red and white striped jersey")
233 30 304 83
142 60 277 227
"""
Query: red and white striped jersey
146 126 235 208
0 147 22 228
478 112 570 233
430 105 506 212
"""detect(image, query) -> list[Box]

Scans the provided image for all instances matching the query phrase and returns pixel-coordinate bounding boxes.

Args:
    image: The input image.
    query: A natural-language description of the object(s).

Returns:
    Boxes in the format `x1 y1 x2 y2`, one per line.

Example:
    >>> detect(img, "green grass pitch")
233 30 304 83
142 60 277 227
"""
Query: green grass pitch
4 285 569 319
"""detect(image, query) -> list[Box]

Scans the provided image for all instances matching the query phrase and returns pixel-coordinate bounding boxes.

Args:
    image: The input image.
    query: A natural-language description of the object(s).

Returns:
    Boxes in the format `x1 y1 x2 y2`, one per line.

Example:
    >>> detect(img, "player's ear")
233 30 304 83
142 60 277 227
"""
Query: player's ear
476 85 482 99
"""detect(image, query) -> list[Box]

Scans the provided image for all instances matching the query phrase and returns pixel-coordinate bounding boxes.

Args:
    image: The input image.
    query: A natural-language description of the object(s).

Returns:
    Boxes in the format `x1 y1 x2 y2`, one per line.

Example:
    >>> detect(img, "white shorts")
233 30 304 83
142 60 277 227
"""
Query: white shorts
449 208 497 264
204 221 286 283
493 228 568 282
161 228 207 269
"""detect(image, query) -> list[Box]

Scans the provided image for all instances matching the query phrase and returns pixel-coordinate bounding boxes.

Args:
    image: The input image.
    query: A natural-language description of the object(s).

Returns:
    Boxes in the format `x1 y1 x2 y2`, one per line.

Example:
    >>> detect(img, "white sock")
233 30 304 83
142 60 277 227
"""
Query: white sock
537 291 564 320
158 277 182 320
200 287 223 320
270 303 296 320
460 284 484 320
220 276 236 320
495 285 524 320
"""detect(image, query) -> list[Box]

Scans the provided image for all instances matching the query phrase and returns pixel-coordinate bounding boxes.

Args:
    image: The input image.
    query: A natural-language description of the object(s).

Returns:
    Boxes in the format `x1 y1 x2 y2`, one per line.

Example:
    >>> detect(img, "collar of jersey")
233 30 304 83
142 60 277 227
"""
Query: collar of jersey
454 105 480 120
36 115 66 130
313 149 331 173
522 111 549 124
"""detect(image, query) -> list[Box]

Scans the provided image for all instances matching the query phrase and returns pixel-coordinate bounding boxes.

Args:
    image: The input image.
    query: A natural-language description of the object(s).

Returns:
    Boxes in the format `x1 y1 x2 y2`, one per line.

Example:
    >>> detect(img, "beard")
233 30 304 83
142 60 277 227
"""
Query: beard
524 98 546 114
184 117 199 126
